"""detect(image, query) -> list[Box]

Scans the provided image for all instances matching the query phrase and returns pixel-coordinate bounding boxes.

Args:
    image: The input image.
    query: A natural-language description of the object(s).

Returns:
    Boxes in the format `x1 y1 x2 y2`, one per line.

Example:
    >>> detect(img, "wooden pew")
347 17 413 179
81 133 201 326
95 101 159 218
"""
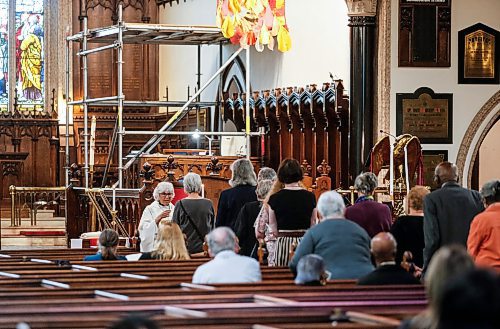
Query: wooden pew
0 249 426 328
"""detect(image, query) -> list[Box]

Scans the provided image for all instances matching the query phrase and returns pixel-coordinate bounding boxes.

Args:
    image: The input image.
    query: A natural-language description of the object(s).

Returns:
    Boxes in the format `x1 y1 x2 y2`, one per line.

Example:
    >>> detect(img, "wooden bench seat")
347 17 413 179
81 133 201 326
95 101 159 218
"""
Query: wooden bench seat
0 249 426 328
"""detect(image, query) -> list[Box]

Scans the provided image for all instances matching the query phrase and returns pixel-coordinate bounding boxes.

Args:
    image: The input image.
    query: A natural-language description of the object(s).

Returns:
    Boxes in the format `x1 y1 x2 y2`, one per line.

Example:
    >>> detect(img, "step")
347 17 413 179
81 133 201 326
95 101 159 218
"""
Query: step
1 216 65 228
1 227 66 236
0 209 63 219
0 235 67 247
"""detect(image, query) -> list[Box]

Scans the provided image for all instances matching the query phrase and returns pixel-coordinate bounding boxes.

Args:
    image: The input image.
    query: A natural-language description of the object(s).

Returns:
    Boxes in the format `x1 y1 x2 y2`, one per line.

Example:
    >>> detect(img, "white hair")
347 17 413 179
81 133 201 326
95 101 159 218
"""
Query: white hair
317 191 345 219
229 159 257 187
153 182 175 201
183 173 202 194
207 227 236 256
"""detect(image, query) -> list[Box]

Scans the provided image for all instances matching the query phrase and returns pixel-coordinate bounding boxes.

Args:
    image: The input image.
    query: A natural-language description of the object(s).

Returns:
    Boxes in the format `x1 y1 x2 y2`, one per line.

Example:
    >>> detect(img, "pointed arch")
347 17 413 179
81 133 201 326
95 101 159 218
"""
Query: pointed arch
456 90 500 187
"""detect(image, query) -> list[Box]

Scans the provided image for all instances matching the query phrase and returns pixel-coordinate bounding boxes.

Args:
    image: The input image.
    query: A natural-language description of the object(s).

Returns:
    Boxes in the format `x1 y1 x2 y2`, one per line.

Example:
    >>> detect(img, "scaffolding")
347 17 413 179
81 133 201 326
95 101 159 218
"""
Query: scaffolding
66 5 259 190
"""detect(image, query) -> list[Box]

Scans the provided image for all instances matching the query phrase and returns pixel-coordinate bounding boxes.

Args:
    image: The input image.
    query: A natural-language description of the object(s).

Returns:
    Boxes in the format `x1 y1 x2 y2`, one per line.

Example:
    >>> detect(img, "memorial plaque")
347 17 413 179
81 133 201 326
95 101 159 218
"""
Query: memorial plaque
459 23 499 84
422 150 448 190
396 87 452 144
398 0 451 67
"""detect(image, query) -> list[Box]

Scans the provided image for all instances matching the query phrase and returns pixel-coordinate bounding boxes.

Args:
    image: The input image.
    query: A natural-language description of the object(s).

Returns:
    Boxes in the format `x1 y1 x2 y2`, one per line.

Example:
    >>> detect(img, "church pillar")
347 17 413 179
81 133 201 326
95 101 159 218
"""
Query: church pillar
345 0 377 183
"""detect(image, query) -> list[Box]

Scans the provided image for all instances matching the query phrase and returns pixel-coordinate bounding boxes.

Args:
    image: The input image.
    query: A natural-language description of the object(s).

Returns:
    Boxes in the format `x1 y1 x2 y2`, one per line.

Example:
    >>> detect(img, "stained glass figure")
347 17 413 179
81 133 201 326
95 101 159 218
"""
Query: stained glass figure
0 0 8 110
16 0 44 110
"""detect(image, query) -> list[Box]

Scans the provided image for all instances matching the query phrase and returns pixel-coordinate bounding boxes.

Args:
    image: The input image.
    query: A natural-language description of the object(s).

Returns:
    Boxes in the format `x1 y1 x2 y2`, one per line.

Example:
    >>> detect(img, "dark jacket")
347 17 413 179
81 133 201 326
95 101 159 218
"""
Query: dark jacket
357 264 421 285
216 185 257 231
391 215 425 268
423 182 484 270
235 201 262 257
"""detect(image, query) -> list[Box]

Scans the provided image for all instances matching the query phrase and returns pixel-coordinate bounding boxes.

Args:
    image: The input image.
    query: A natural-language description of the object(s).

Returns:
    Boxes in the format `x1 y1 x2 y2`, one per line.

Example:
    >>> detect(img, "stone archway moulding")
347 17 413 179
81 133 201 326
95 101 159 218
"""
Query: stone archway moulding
456 90 500 188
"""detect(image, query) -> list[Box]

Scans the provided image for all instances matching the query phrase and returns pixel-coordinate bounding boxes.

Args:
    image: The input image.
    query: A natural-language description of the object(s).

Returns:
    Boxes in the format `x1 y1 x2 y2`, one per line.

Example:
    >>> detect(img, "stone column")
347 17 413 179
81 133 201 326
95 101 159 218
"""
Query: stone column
345 0 377 183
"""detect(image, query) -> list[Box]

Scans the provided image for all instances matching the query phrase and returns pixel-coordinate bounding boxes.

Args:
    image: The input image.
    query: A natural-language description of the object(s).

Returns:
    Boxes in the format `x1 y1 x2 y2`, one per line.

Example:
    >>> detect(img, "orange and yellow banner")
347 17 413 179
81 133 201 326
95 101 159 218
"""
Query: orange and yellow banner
216 0 291 52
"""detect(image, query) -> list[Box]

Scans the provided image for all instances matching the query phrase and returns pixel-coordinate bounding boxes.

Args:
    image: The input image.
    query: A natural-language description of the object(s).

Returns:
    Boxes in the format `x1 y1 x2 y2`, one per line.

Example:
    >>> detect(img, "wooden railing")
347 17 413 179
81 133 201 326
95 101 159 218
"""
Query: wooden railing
8 186 66 227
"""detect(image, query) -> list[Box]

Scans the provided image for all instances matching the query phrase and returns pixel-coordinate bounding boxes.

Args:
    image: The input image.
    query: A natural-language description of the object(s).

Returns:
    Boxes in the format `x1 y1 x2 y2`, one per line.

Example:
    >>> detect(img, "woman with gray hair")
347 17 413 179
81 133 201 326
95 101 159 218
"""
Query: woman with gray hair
345 172 392 237
172 173 214 255
235 179 275 257
138 181 175 252
216 158 258 231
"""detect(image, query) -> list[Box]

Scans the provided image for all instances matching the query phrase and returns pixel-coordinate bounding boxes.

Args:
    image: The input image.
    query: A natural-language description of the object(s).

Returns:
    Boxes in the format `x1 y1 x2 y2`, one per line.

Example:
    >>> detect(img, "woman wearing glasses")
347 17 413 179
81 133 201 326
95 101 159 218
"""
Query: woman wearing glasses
138 181 175 252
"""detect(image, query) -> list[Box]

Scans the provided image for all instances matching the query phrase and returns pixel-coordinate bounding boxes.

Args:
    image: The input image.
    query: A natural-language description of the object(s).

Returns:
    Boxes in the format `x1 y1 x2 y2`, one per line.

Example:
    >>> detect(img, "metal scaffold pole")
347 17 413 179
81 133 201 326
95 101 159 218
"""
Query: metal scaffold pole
245 47 251 159
83 17 89 189
65 40 70 188
117 4 124 188
122 47 245 171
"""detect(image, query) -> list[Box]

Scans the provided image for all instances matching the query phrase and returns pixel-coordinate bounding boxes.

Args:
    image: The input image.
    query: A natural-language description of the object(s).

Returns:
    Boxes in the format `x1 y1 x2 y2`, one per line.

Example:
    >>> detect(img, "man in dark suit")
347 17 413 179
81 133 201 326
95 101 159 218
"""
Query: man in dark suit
423 161 484 272
357 232 420 285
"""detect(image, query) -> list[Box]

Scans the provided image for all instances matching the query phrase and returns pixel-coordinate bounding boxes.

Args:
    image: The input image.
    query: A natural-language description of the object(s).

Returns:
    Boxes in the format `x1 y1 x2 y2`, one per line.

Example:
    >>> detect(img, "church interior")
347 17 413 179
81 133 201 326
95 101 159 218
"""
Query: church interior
0 0 498 328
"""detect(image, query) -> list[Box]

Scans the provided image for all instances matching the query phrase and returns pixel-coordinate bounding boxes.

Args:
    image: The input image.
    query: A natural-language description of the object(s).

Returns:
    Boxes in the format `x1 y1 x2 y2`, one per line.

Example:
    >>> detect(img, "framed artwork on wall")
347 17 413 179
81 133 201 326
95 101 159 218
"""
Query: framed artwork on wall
396 87 453 144
422 150 448 190
398 0 451 67
458 23 500 84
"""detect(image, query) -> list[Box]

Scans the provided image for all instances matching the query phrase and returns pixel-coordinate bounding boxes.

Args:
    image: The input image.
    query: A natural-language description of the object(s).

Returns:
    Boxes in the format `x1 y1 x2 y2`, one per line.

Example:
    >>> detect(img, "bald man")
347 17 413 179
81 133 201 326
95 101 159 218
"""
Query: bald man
422 161 484 272
357 232 420 285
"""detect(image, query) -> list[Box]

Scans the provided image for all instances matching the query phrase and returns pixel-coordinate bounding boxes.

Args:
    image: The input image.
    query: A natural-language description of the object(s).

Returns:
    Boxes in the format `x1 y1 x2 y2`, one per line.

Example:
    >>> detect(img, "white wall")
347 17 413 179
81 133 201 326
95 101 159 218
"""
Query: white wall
479 119 500 186
390 0 500 167
158 0 350 104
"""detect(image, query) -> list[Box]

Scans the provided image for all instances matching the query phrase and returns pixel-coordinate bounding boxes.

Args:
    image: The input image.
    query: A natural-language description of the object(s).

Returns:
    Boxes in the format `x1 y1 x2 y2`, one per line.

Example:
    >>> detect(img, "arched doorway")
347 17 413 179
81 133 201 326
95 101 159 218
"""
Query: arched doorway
456 90 500 188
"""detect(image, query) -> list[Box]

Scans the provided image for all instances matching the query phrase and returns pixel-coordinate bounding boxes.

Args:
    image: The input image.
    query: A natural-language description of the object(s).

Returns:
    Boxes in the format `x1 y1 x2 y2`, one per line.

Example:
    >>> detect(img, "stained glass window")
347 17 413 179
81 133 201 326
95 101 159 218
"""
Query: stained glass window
0 0 8 111
15 0 44 111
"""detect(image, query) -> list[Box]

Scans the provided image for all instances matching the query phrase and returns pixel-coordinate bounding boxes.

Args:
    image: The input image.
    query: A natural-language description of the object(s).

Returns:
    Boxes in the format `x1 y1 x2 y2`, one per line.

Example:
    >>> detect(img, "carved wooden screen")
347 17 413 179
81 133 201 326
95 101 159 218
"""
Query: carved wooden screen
223 82 350 188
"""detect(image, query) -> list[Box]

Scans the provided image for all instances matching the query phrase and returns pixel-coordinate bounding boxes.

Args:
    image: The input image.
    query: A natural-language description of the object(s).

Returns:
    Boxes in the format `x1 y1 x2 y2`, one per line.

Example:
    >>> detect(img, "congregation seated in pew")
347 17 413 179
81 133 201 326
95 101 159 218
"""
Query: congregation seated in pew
192 227 261 284
399 245 475 329
357 232 420 286
294 254 328 286
83 229 127 261
289 190 374 280
139 222 190 260
437 268 500 329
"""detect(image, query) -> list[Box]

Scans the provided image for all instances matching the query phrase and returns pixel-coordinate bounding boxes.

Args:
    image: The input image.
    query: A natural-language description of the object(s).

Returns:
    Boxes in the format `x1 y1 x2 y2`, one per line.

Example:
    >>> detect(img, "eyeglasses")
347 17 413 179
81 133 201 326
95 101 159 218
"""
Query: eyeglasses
159 192 173 197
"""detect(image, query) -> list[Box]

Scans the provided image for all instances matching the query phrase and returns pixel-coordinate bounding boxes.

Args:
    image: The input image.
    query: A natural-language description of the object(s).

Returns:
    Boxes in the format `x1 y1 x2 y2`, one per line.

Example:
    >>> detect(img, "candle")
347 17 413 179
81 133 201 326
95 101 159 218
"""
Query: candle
112 187 116 211
389 142 394 198
201 184 205 198
89 116 96 166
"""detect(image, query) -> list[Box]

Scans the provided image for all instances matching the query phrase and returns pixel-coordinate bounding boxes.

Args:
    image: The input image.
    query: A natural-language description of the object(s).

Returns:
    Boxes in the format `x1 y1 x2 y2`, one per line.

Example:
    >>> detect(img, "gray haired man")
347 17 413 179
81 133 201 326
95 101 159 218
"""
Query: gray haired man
192 227 261 284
